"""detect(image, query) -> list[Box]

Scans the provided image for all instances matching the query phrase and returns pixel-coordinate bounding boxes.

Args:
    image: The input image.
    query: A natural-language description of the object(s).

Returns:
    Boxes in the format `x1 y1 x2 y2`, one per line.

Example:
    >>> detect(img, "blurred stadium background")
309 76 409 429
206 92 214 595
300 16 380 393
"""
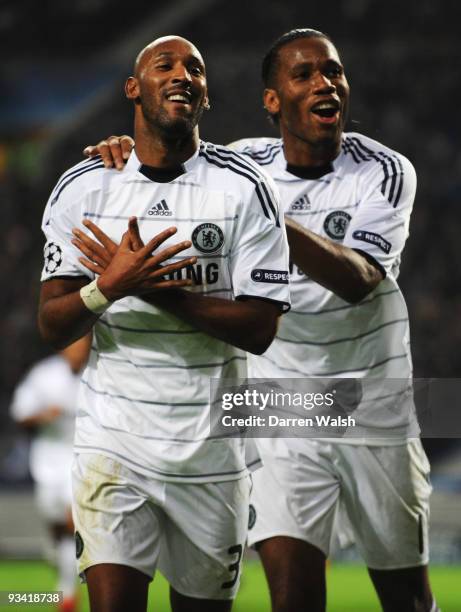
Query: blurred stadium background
0 0 460 609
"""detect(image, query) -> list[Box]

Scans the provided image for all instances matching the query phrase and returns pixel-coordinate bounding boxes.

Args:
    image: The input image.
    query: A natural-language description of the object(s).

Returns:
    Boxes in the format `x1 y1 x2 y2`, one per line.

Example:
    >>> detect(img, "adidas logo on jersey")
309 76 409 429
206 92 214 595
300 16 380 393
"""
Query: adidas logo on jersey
148 199 172 216
291 194 311 211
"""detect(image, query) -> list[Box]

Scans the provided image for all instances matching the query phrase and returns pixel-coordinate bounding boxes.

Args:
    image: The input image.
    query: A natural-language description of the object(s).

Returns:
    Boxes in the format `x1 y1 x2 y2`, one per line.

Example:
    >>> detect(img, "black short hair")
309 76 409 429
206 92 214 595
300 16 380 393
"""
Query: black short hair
262 28 332 88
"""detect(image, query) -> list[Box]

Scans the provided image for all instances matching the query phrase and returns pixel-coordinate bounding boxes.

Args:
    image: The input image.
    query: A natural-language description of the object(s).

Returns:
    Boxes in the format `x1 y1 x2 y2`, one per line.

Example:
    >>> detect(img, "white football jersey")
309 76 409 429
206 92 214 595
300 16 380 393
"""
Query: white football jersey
9 355 78 485
41 142 290 482
232 132 418 441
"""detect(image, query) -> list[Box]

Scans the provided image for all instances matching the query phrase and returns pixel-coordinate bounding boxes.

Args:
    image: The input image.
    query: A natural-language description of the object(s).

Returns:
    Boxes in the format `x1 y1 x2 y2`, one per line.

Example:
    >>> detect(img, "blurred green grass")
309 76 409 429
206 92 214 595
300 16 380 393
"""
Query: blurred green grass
0 560 459 611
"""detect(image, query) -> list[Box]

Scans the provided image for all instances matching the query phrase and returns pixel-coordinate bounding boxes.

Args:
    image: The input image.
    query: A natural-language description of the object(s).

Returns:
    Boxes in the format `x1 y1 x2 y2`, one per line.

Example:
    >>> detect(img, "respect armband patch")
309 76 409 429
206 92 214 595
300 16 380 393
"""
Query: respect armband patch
251 269 289 284
352 230 392 254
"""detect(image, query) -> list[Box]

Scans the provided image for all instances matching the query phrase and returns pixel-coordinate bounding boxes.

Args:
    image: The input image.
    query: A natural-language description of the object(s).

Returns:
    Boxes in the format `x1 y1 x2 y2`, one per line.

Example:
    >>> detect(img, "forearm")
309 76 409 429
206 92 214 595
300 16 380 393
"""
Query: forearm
144 290 279 355
38 279 99 349
285 217 383 303
19 406 62 428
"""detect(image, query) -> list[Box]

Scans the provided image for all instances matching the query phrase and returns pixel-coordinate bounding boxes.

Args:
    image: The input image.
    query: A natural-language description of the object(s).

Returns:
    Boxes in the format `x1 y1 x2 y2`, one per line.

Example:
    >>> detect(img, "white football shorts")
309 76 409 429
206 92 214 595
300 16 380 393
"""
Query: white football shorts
248 438 432 570
72 453 249 600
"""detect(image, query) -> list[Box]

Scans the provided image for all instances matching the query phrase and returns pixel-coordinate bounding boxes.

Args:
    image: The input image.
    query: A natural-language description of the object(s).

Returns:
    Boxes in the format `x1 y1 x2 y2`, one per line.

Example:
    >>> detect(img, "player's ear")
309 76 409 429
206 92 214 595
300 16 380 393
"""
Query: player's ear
202 94 211 111
263 88 280 117
125 77 140 103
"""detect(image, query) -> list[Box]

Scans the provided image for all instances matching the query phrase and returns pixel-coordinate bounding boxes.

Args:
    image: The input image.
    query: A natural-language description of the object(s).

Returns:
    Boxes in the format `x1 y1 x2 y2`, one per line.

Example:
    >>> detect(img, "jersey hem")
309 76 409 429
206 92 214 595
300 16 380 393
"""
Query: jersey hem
40 273 91 283
74 446 251 483
236 294 291 313
351 248 387 278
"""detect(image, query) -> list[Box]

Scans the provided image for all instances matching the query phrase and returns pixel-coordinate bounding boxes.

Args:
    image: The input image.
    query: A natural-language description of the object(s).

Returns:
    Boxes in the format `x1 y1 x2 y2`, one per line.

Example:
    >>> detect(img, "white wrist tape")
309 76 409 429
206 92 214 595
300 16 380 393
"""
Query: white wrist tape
80 279 111 314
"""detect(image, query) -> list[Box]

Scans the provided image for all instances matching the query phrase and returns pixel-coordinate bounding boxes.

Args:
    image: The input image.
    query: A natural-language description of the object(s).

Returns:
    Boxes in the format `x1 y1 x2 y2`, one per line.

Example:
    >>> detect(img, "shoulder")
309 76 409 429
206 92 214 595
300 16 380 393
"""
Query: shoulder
342 132 415 173
198 141 277 187
43 156 117 227
198 141 280 225
29 355 69 382
342 132 416 206
48 156 111 208
13 355 61 395
227 137 283 165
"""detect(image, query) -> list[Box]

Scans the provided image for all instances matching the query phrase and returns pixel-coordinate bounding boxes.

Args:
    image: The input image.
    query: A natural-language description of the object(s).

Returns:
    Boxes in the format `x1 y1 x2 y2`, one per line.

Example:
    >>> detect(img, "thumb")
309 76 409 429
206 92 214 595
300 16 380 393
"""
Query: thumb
128 216 144 250
119 229 134 251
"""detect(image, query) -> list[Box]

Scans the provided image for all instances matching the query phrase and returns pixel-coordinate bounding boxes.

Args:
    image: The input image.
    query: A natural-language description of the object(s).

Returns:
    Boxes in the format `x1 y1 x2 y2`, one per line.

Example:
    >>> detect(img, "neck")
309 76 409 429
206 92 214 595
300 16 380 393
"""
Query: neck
134 118 199 168
281 130 342 168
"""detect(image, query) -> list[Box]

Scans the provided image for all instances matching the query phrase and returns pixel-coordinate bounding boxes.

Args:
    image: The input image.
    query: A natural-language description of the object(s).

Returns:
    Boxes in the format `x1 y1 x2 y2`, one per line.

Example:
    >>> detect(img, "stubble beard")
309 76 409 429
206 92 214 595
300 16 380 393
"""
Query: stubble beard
141 98 204 141
300 110 346 156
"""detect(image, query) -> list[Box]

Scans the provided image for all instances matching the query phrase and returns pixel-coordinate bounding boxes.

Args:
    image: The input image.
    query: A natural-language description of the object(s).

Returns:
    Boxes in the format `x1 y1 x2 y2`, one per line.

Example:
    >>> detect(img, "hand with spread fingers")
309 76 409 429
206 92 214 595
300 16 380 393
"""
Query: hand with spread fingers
83 135 134 170
71 216 197 301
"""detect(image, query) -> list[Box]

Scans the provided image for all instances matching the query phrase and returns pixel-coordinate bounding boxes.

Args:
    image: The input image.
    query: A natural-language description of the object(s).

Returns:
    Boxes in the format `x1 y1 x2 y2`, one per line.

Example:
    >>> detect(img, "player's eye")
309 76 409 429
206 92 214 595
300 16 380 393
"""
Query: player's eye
156 63 171 71
294 70 310 80
190 66 203 76
326 66 343 78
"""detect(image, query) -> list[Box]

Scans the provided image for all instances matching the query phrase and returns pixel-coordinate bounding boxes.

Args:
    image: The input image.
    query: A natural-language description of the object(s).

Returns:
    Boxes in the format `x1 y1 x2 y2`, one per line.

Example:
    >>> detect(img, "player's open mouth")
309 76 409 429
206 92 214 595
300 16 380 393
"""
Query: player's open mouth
310 100 340 124
166 91 192 105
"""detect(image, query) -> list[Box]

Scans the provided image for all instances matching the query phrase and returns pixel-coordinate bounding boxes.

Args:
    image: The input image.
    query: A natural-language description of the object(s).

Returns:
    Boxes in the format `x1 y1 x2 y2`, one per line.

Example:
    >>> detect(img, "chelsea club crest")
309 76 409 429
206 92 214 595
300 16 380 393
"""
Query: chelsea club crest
323 211 351 240
191 223 225 254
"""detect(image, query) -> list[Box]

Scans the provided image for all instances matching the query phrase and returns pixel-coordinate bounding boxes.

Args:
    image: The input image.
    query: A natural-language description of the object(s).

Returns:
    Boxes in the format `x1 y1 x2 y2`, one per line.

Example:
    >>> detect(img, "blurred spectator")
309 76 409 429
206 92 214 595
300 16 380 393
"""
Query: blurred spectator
9 335 91 612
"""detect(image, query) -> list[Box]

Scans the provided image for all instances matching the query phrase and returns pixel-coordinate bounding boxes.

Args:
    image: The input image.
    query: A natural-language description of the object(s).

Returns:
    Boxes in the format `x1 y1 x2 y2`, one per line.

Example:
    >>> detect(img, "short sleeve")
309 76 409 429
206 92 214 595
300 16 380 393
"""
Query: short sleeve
229 174 291 312
41 180 93 282
343 155 416 276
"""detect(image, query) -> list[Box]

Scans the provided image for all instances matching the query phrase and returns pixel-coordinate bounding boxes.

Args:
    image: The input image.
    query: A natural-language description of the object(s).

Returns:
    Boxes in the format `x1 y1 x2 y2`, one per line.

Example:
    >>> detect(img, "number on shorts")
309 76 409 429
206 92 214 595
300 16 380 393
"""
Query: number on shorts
221 544 243 589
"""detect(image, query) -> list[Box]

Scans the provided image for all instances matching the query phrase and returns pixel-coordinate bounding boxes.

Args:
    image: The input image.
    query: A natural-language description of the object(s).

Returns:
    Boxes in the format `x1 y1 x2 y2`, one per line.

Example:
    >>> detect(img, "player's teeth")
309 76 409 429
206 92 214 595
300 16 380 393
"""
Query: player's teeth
168 95 189 102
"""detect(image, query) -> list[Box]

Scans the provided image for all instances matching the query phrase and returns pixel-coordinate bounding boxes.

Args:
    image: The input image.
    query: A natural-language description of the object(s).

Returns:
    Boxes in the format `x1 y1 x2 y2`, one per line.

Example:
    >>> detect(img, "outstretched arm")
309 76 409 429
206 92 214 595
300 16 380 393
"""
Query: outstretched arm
73 220 281 355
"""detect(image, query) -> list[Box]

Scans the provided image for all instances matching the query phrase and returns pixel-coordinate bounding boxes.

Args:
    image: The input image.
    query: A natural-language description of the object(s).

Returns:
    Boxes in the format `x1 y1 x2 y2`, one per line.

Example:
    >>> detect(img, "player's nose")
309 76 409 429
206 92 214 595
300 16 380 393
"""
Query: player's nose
312 72 336 95
171 63 193 84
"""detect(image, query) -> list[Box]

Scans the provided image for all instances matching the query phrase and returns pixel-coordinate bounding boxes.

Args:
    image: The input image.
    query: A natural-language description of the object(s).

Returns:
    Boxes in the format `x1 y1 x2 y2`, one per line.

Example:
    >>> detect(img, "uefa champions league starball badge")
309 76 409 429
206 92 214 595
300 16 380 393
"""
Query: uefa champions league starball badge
44 242 63 274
